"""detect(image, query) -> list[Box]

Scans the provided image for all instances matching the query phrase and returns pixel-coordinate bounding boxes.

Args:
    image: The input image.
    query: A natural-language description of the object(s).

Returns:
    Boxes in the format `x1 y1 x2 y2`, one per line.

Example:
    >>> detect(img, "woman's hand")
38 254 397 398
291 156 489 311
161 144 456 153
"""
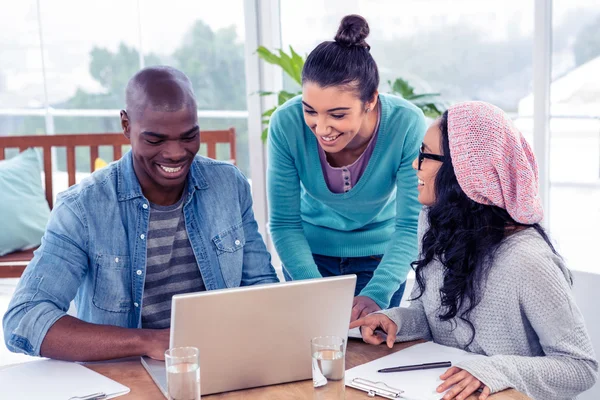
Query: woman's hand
351 295 381 321
438 367 490 400
349 313 398 348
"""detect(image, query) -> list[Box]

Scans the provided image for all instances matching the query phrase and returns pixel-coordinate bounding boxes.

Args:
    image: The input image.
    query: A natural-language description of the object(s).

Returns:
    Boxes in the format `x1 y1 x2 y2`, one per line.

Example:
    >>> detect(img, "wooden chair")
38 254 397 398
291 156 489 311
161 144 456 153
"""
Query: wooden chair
0 128 236 278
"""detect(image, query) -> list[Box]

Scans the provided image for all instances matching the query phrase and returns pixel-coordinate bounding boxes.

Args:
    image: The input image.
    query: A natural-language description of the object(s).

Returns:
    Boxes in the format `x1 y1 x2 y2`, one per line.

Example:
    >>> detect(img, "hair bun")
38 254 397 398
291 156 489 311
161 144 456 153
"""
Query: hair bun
334 14 370 50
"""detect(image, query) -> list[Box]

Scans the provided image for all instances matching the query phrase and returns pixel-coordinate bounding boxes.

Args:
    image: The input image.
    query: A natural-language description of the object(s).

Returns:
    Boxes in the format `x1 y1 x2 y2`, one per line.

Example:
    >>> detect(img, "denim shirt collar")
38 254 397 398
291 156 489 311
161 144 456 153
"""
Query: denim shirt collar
116 151 209 202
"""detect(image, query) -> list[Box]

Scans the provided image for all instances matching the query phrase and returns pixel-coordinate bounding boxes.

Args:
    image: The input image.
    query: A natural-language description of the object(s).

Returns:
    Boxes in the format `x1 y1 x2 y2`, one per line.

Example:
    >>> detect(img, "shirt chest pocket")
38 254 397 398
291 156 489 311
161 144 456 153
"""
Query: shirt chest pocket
212 223 245 287
92 254 133 313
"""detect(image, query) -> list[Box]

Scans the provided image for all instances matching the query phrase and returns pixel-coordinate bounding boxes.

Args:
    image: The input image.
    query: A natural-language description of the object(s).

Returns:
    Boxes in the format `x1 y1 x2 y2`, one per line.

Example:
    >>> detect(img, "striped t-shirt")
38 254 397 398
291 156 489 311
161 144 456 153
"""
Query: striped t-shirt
141 194 205 329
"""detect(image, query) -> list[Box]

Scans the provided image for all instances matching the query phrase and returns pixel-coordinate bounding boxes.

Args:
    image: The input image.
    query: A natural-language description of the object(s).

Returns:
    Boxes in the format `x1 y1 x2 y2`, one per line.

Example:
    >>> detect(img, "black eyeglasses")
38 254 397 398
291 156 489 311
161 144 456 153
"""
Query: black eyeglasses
418 145 446 170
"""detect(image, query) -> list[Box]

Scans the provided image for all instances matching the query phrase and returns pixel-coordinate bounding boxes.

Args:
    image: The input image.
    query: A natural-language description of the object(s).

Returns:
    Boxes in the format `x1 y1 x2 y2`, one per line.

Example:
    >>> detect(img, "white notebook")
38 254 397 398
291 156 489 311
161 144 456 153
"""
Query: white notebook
0 359 130 400
345 341 483 400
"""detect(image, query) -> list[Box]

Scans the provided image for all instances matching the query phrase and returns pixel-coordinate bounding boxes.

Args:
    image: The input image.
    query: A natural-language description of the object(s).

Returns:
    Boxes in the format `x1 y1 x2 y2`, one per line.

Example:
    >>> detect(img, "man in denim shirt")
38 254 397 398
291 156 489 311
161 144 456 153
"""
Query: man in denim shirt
3 66 279 361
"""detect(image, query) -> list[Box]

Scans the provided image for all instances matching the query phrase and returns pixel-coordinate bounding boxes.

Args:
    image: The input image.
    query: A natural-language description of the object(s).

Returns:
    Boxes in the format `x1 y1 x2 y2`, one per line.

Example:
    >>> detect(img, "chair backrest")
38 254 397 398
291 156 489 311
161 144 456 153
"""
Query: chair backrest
0 129 236 209
571 270 600 400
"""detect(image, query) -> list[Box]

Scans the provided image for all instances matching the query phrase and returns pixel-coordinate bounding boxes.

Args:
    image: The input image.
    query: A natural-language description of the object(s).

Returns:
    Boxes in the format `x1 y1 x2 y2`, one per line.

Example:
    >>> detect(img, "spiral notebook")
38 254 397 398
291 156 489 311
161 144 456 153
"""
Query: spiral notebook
345 341 483 400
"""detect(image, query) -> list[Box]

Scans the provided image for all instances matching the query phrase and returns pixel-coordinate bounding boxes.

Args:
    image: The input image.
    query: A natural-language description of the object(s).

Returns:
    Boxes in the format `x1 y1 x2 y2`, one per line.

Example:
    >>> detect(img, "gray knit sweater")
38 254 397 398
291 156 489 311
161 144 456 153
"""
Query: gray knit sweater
380 227 598 400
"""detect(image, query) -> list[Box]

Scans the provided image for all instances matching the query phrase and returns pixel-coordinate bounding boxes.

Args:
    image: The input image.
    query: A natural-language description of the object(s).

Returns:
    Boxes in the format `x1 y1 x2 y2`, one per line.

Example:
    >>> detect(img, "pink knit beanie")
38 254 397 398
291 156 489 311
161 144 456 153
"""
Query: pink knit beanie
447 101 543 224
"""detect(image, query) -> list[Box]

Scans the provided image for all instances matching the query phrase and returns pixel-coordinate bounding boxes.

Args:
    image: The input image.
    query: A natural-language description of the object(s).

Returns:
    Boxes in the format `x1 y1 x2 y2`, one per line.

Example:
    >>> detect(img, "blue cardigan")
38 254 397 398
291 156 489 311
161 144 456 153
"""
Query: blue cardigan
267 93 425 308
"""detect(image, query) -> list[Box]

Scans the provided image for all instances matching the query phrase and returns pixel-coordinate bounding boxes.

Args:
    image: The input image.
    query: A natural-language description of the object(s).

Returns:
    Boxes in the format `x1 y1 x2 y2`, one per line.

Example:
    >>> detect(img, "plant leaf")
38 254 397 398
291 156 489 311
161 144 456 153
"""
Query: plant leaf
276 49 299 84
256 46 305 86
261 127 269 143
261 106 278 118
278 90 299 105
256 46 281 65
289 45 305 85
406 93 441 101
389 78 415 98
418 103 443 118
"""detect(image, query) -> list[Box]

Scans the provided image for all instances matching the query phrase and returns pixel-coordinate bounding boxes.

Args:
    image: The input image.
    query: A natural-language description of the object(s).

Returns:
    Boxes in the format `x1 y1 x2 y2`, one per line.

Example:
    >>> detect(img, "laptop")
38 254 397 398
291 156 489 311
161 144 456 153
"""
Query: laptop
141 275 356 397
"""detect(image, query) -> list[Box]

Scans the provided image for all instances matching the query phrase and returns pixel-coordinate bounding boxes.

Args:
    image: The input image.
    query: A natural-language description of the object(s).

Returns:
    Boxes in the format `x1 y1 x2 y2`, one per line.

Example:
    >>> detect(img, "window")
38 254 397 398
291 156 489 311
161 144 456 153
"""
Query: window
548 0 600 272
140 0 250 176
0 1 45 136
0 0 251 177
281 0 534 114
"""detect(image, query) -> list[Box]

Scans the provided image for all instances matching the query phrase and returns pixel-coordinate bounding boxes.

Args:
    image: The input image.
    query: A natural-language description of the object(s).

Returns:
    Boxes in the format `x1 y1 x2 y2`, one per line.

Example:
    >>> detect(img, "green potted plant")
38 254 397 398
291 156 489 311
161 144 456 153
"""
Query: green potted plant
256 46 304 141
256 46 445 142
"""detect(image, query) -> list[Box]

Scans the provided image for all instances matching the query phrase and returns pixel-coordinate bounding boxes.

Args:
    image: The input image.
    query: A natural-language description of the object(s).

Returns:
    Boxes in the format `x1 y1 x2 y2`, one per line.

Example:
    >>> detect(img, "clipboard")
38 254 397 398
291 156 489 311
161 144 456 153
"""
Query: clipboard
347 377 405 398
0 359 130 400
345 341 483 400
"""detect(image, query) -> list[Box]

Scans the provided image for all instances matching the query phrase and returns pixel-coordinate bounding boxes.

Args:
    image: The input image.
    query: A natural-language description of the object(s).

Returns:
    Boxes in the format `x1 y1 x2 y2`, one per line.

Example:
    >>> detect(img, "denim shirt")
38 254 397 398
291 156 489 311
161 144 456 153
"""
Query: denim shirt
3 151 278 356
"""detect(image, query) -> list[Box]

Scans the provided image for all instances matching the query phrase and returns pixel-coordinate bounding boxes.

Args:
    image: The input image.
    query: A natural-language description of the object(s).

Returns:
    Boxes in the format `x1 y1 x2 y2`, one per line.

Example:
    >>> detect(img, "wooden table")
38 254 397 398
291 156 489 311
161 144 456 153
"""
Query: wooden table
87 340 531 399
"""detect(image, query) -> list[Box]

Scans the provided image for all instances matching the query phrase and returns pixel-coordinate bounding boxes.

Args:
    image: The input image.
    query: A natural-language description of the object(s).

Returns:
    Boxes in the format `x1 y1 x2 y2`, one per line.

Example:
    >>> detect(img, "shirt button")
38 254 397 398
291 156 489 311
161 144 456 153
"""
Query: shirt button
142 203 148 209
136 270 142 276
140 234 145 240
114 257 119 263
134 302 139 307
234 239 241 246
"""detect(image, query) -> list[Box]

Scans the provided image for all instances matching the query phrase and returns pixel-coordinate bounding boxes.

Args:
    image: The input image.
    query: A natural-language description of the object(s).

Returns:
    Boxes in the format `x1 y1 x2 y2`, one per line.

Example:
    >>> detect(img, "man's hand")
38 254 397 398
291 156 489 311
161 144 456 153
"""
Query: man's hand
349 313 398 348
39 316 171 362
351 295 381 321
144 328 170 360
437 367 490 400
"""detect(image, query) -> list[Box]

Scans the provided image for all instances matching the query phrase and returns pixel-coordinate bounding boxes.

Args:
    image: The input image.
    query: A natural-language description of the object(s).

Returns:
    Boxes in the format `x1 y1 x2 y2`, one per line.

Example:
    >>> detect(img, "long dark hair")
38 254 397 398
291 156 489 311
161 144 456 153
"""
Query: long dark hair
412 110 559 347
301 14 379 103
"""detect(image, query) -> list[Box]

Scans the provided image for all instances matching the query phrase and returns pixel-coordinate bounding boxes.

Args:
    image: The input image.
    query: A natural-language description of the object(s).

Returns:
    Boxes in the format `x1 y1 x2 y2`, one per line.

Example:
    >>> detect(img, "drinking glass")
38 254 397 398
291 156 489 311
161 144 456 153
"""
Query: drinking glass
165 346 201 400
311 336 346 399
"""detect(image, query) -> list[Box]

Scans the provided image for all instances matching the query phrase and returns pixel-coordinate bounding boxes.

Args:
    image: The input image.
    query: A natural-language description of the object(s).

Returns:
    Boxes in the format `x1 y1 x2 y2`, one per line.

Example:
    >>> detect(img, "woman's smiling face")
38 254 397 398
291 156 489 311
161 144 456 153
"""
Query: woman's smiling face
302 82 376 153
412 121 445 206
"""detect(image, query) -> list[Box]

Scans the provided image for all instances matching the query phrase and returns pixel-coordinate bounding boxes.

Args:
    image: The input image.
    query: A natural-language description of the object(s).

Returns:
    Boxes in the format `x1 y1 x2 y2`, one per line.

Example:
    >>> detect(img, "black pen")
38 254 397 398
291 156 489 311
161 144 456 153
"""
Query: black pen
378 361 452 373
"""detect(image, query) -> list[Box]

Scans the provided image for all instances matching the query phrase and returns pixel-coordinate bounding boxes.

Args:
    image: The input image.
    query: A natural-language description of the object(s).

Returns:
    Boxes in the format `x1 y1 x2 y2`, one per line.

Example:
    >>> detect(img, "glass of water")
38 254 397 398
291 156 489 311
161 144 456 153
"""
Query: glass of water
311 336 346 399
165 347 201 400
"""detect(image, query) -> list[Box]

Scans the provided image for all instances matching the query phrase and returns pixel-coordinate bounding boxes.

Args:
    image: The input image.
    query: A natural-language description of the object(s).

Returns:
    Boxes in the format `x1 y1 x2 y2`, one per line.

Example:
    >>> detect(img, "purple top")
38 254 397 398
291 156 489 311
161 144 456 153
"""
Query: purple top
318 104 381 193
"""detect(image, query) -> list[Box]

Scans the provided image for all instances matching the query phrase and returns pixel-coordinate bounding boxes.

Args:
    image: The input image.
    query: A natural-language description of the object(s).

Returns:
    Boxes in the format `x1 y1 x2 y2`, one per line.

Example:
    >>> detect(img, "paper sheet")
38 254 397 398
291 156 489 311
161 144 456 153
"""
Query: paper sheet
0 359 130 400
348 327 363 339
345 341 482 400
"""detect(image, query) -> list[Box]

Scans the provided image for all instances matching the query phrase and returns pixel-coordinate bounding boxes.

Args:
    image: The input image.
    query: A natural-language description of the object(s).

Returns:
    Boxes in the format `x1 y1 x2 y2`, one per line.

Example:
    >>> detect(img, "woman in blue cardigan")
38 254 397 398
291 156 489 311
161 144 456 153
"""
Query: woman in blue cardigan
267 14 426 321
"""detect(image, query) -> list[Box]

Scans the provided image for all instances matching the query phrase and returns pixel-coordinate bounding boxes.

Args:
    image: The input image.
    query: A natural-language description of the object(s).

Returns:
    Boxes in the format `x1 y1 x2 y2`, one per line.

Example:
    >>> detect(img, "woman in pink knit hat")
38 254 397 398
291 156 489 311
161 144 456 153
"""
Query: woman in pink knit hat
352 101 597 400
